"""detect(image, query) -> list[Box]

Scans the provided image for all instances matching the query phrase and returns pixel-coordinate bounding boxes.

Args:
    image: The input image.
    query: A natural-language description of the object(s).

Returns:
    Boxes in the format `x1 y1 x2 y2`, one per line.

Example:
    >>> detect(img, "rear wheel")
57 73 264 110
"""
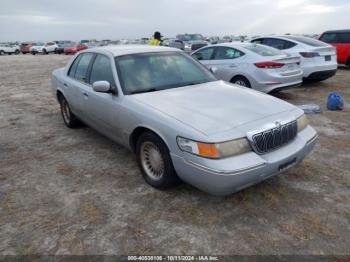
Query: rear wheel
59 96 80 128
347 57 350 68
136 132 181 190
15 49 20 55
231 76 251 88
42 49 47 55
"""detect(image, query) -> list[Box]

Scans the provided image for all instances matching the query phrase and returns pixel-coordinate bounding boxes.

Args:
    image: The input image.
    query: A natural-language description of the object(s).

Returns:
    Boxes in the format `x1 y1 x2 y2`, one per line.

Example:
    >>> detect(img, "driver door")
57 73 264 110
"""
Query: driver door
83 54 123 143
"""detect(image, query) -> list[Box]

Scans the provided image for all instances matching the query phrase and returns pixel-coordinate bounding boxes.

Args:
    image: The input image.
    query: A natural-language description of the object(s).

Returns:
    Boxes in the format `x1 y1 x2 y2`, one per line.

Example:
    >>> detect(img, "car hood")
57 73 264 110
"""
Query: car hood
133 81 296 136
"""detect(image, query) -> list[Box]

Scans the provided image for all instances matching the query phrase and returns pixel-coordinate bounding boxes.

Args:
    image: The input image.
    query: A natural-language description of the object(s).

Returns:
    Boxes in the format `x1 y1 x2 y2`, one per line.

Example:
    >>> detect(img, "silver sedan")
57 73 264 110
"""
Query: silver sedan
191 43 303 93
51 45 317 196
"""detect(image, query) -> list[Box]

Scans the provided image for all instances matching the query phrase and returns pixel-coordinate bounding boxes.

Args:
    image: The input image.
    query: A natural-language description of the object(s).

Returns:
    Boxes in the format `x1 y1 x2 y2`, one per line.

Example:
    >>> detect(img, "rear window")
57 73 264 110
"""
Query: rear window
284 36 327 47
244 44 283 56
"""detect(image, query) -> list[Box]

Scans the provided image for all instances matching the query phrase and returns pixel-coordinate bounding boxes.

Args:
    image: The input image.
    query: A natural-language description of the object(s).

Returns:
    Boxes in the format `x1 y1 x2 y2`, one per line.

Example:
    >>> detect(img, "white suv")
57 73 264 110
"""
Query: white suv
30 42 58 55
0 44 20 55
251 35 338 81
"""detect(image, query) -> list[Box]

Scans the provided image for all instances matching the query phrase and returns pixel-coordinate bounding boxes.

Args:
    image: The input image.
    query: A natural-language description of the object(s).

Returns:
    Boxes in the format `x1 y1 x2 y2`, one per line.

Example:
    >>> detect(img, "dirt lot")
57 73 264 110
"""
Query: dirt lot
0 54 349 255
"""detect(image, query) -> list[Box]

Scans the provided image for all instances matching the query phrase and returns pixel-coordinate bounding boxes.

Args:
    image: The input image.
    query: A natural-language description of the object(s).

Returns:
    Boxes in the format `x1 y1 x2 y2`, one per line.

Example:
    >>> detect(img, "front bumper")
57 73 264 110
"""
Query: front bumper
171 126 317 196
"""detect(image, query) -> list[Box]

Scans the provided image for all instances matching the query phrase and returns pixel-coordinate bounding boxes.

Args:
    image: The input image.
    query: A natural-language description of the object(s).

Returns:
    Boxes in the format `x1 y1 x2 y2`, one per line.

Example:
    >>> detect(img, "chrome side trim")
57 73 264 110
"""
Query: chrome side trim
184 160 266 176
306 135 318 145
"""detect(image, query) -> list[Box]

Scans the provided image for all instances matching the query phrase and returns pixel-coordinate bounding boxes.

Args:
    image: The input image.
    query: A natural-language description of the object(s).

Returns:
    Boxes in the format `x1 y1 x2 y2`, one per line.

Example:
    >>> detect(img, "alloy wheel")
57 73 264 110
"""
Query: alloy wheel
234 80 247 87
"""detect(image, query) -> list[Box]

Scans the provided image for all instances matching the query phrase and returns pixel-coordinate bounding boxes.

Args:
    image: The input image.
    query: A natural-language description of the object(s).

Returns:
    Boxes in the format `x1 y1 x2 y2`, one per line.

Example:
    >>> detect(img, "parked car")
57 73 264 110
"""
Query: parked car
56 41 74 54
30 42 58 55
192 43 302 93
64 43 88 55
51 46 317 195
0 44 20 55
176 34 209 52
163 38 184 50
319 29 350 67
251 36 337 81
20 43 33 54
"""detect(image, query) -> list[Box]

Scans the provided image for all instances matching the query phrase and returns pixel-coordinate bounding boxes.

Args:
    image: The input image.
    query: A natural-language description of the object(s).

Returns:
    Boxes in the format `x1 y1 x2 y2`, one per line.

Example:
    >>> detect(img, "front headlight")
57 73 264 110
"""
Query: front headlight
177 137 251 159
297 114 308 132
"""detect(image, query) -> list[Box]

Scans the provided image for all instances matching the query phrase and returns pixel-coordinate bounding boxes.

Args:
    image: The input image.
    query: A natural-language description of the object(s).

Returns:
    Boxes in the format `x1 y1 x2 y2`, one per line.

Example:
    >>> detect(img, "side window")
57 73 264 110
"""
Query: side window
263 38 295 50
89 55 115 87
213 47 244 60
320 33 338 43
338 33 350 43
192 47 215 61
251 38 264 44
68 54 82 78
74 53 94 83
284 40 297 49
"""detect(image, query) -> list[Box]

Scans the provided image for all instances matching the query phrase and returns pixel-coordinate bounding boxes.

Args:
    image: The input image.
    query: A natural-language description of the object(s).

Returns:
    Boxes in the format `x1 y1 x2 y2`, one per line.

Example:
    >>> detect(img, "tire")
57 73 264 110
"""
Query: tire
347 57 350 68
31 52 36 55
136 132 181 190
15 50 20 55
231 76 251 88
42 49 47 55
59 96 80 128
0 50 4 55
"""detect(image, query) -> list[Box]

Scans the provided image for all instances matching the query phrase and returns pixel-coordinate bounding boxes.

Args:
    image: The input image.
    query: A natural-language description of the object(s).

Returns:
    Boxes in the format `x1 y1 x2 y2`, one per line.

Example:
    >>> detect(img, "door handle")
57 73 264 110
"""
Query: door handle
229 64 237 68
83 92 89 97
63 83 68 87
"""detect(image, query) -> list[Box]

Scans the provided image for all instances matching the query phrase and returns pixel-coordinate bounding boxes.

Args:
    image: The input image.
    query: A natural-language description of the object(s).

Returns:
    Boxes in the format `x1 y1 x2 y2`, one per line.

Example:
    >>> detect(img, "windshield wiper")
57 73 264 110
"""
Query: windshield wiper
129 88 158 95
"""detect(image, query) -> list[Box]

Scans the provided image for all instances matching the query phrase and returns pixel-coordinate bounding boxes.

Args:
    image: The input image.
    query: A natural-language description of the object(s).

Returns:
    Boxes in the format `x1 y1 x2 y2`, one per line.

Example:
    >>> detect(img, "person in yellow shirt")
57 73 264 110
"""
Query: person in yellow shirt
149 32 163 46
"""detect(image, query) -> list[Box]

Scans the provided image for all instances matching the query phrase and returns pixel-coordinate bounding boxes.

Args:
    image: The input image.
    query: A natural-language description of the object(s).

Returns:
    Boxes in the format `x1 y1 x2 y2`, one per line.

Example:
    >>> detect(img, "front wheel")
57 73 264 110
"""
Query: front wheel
15 50 20 55
231 76 251 88
42 49 47 54
136 132 181 190
0 50 4 55
59 96 80 128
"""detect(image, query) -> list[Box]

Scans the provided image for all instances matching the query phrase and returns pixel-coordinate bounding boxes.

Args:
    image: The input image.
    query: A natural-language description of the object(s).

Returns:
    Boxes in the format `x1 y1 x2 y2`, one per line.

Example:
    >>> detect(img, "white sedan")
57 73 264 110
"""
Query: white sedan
251 35 338 81
192 43 303 93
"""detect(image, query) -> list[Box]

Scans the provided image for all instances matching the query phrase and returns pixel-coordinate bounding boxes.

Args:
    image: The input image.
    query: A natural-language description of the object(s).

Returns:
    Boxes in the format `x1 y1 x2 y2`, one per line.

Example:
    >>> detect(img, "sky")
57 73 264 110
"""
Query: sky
0 0 349 41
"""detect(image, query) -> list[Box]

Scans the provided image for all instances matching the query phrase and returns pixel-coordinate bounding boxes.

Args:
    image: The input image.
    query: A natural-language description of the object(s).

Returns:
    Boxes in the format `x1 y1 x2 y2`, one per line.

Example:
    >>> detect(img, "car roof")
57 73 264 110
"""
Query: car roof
322 29 350 34
214 42 255 48
87 45 181 57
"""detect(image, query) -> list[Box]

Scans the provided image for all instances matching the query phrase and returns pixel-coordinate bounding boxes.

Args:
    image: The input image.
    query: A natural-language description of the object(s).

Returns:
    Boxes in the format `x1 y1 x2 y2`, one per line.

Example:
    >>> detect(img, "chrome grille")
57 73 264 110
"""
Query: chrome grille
252 121 297 154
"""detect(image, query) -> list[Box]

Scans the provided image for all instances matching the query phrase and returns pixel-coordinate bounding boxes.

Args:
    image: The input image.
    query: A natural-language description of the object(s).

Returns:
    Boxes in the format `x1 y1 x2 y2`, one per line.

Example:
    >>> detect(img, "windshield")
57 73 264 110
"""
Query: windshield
34 42 45 46
115 52 216 95
244 44 283 56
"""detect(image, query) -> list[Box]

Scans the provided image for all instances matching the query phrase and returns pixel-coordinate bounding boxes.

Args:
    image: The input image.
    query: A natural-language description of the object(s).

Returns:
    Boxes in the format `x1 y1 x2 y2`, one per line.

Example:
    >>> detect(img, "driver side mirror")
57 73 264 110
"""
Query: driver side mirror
92 81 111 93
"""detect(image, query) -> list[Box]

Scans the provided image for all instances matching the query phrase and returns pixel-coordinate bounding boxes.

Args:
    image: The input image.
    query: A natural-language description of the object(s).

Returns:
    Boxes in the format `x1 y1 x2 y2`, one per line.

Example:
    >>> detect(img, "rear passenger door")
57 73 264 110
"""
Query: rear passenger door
206 46 246 82
65 52 95 120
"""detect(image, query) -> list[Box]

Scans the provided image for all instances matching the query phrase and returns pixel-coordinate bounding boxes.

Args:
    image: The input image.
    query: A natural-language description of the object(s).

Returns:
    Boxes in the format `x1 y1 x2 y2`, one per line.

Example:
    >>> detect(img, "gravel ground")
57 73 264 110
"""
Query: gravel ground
0 54 349 255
